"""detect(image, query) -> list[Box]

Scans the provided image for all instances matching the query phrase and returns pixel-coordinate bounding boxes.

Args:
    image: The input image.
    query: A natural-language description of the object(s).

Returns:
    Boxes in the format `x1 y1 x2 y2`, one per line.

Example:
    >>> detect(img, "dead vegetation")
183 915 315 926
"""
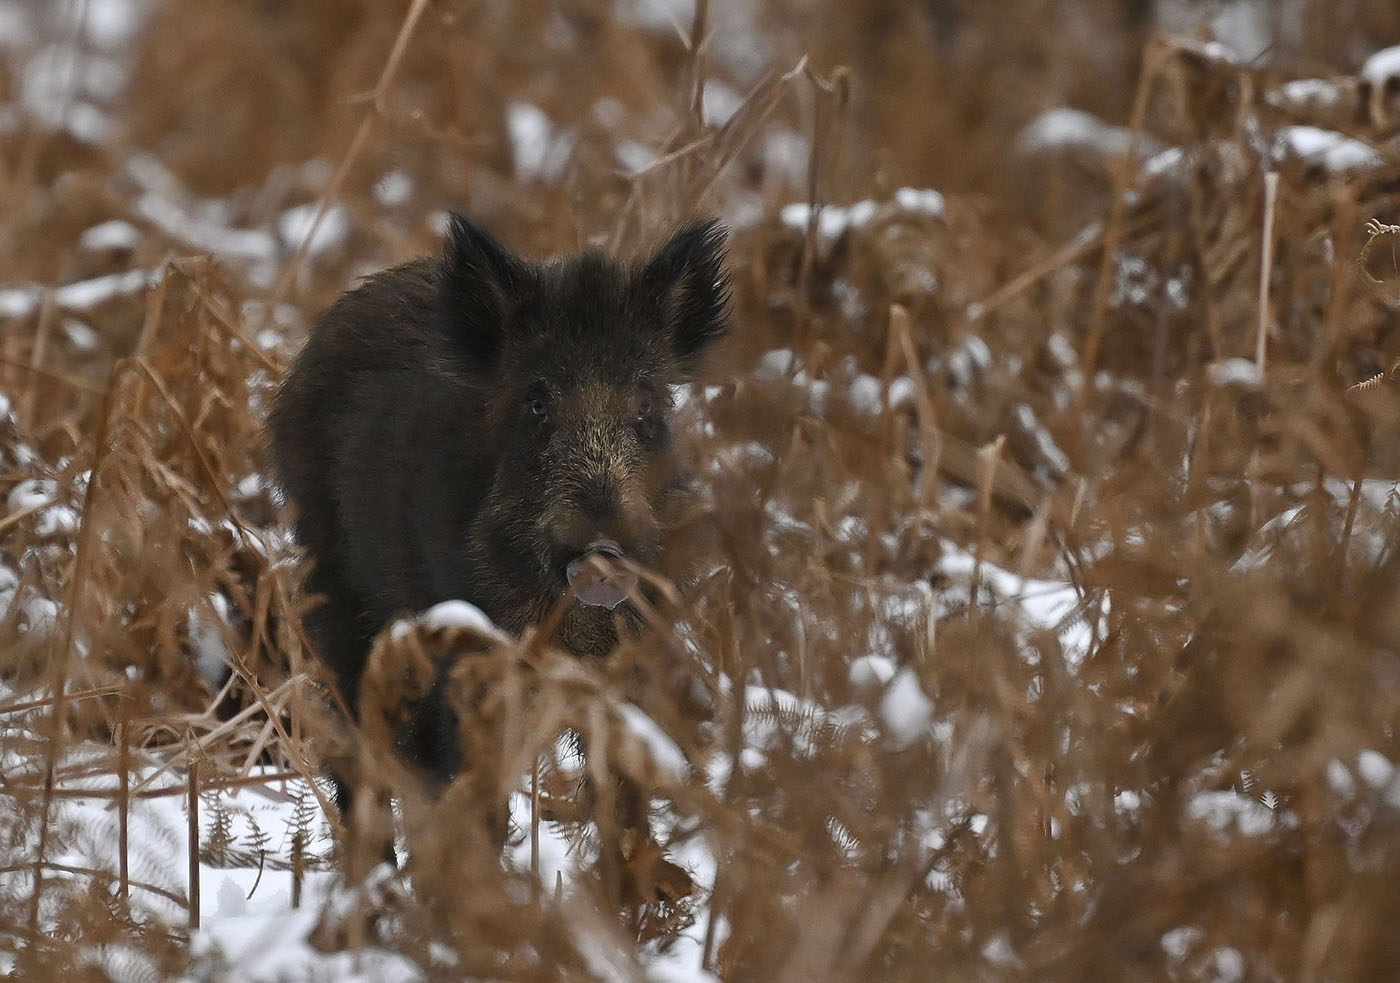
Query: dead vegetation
1 0 1400 979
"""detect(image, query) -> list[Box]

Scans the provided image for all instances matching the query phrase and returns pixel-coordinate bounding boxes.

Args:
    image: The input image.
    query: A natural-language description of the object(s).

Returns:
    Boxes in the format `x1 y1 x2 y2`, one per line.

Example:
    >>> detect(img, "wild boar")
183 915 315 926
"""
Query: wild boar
268 215 729 809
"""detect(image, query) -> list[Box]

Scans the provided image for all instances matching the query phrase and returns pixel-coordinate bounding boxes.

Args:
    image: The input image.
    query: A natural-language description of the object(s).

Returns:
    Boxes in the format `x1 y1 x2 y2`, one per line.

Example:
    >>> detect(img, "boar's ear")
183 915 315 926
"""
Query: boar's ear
639 219 731 365
437 213 532 367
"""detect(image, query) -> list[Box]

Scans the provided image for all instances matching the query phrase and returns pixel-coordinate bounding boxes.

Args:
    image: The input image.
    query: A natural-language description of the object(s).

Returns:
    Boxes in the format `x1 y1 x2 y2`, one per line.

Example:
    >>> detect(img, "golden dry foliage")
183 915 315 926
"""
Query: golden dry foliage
2 1 1400 980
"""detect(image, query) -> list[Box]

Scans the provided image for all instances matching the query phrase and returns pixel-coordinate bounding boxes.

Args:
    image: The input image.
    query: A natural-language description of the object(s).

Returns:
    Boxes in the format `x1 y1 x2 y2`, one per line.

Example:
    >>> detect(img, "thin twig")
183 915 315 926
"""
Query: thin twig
266 0 431 314
0 685 124 717
0 353 105 395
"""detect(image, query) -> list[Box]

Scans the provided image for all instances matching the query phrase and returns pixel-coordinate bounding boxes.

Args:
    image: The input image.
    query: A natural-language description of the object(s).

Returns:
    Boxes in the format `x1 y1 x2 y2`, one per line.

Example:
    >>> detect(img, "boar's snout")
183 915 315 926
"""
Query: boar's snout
564 539 639 610
543 441 659 602
550 493 655 568
553 504 651 610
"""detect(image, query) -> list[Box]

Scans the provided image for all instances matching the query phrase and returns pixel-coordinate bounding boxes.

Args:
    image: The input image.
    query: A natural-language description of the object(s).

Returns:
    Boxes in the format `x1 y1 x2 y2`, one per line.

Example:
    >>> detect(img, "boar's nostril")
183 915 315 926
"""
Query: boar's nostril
584 538 623 559
565 538 624 582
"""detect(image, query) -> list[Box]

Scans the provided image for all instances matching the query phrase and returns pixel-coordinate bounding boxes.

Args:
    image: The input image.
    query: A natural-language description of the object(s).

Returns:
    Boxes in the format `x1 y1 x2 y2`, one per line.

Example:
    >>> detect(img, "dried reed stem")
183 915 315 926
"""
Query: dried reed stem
19 290 54 424
118 709 130 901
28 358 135 933
291 829 304 909
796 64 852 329
134 259 170 356
187 753 201 930
0 502 47 538
2 769 308 801
1082 39 1163 391
891 305 940 508
1315 186 1358 376
0 353 105 395
968 220 1107 325
971 435 1007 613
686 0 710 128
531 756 542 901
681 56 809 216
1257 171 1280 375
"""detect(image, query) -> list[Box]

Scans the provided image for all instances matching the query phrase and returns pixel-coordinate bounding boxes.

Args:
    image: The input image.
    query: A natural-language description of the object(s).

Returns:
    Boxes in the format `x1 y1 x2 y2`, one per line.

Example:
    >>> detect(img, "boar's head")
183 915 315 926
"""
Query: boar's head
437 215 729 654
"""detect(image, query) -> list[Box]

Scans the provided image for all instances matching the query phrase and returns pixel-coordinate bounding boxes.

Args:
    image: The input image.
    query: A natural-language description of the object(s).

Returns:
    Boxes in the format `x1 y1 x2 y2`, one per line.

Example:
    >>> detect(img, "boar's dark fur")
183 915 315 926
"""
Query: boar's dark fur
268 215 729 807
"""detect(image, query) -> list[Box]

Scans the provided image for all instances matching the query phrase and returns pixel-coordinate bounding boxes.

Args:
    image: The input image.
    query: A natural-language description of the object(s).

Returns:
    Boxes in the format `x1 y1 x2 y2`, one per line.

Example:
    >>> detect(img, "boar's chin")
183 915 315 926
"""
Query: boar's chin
557 604 623 657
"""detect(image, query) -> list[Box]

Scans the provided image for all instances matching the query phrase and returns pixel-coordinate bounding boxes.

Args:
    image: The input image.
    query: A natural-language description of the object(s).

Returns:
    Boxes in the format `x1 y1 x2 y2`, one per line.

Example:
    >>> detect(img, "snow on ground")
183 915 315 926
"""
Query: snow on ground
1266 78 1350 116
1235 478 1399 571
195 870 419 983
933 543 1107 668
878 669 934 749
0 693 721 980
1207 357 1263 389
778 187 944 246
1360 45 1400 90
0 761 371 979
1273 125 1383 174
1017 106 1160 160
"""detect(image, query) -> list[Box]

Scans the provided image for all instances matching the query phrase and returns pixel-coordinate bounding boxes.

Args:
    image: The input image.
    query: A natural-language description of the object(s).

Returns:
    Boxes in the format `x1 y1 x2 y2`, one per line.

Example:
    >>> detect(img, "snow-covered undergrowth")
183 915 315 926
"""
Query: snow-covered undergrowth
2 0 1400 979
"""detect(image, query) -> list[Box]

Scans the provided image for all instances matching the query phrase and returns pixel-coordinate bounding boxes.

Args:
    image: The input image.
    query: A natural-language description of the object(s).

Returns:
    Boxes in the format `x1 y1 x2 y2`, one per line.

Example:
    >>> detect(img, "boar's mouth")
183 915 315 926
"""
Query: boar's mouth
564 539 638 610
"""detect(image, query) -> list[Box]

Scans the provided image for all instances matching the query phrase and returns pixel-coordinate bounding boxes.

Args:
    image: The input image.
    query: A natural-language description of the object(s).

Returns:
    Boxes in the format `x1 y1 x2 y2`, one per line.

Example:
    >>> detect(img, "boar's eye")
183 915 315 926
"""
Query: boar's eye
634 390 668 444
528 391 550 422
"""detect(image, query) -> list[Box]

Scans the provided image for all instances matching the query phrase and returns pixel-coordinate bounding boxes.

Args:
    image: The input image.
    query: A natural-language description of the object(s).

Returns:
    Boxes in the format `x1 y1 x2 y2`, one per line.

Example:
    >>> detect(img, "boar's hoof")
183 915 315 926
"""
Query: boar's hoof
566 539 638 610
